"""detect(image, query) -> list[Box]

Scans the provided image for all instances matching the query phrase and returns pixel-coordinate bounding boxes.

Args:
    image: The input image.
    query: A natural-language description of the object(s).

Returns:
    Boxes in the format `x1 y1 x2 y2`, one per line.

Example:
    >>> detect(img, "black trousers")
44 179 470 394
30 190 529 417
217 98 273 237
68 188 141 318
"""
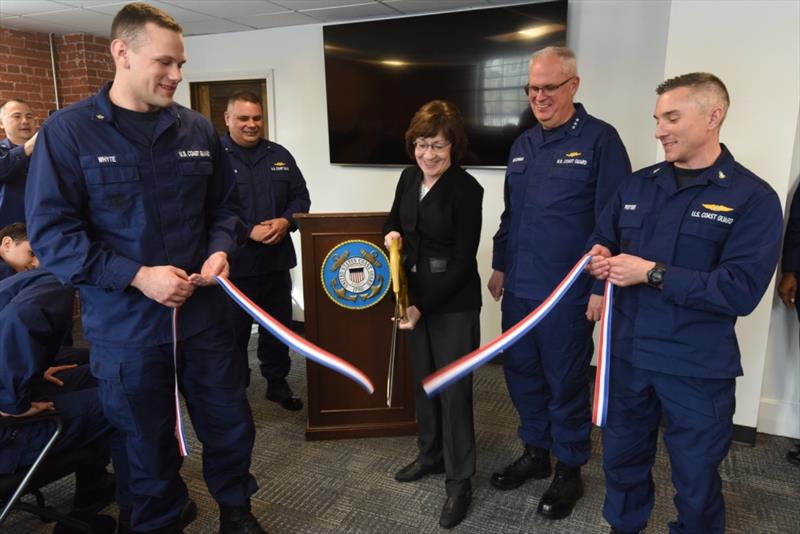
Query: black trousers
406 309 480 497
228 271 293 382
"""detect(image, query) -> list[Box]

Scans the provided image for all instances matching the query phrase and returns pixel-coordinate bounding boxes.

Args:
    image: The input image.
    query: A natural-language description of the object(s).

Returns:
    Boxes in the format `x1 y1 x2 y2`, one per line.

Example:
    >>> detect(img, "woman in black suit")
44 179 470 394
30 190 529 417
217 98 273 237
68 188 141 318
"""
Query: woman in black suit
384 100 483 529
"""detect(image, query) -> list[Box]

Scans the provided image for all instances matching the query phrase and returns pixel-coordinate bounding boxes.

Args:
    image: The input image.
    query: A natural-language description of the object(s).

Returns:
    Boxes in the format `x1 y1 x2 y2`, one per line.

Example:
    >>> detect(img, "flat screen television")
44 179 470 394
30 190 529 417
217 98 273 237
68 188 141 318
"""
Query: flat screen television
323 0 567 167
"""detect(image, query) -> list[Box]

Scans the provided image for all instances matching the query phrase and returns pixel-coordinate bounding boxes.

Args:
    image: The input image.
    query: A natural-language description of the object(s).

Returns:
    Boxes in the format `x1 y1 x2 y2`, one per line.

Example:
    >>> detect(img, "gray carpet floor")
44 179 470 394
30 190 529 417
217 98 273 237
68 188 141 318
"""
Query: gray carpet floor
4 349 799 533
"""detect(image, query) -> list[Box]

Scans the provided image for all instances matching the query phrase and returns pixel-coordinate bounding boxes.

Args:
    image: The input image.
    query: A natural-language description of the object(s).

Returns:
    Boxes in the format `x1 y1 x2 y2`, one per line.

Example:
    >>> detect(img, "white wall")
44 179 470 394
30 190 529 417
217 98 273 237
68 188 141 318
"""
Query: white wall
178 0 800 436
176 0 671 347
662 0 800 432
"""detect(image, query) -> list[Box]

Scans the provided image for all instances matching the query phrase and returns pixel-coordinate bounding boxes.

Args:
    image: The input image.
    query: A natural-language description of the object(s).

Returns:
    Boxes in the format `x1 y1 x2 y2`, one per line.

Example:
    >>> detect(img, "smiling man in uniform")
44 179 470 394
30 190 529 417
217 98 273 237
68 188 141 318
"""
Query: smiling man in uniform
25 3 264 533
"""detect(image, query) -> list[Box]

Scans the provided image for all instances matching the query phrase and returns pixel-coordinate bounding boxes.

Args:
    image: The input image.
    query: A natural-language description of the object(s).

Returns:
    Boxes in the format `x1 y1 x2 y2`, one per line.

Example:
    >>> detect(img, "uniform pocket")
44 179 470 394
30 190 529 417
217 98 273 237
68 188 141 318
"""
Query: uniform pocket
675 221 729 271
176 159 212 222
81 158 145 229
618 212 644 253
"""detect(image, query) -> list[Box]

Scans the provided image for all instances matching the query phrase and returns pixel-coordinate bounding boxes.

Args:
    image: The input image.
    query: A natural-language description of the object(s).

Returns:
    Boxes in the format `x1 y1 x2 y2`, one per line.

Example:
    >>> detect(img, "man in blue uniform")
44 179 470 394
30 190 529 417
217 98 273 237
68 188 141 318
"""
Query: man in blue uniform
25 4 264 533
0 222 39 281
777 185 800 466
0 99 38 227
488 46 630 519
587 72 782 534
222 91 310 411
0 269 120 520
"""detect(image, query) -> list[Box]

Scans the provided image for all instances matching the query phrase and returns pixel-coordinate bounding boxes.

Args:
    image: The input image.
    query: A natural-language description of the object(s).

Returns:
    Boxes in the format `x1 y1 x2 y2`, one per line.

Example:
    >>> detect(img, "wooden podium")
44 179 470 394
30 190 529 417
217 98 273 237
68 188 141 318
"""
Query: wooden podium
295 212 416 440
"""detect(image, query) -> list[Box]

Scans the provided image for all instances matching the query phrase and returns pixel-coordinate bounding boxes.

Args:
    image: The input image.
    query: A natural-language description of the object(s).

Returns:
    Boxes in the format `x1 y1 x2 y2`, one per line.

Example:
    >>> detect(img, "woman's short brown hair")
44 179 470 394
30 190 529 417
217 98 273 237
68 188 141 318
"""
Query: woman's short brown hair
404 100 468 163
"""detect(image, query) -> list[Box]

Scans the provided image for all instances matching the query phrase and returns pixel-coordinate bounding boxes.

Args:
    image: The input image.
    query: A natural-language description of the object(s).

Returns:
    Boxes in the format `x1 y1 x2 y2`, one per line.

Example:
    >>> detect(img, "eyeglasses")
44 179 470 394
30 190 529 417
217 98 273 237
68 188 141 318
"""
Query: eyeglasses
414 140 451 153
524 76 575 96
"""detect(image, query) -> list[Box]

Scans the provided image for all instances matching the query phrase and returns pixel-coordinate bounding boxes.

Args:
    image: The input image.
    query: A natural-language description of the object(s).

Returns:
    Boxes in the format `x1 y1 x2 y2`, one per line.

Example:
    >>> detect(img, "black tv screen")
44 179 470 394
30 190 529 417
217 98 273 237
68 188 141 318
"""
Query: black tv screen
323 0 567 167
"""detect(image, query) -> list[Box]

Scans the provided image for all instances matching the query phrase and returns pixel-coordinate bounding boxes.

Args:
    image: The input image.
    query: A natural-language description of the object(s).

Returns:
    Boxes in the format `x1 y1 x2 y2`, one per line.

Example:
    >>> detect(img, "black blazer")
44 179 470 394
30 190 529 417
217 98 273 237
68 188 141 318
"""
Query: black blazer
384 165 483 314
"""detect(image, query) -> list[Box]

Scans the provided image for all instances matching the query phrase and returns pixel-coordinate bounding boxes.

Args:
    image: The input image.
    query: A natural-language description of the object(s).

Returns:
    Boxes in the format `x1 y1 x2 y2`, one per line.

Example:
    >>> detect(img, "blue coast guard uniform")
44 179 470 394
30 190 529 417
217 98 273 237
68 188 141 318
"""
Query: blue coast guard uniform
25 82 257 532
591 146 782 534
0 270 122 496
221 133 310 383
492 103 630 466
0 137 30 227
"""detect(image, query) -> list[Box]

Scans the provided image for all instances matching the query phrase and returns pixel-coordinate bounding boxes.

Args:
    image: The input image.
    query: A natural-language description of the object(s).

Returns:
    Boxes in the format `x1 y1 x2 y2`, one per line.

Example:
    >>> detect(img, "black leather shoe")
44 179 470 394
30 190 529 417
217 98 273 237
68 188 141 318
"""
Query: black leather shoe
787 443 800 466
394 459 445 482
536 461 583 519
490 445 551 490
266 379 303 411
439 490 471 529
219 503 267 534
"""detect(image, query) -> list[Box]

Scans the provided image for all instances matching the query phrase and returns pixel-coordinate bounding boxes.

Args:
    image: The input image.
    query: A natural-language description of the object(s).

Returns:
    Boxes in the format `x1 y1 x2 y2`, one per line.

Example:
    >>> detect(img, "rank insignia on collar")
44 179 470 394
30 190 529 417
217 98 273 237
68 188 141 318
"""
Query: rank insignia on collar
718 171 727 180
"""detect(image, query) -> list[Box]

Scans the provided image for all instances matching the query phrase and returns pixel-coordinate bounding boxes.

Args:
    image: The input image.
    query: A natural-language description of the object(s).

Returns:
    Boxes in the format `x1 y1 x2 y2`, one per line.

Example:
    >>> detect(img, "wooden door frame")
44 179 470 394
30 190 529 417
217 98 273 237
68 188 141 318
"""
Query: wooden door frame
175 69 277 141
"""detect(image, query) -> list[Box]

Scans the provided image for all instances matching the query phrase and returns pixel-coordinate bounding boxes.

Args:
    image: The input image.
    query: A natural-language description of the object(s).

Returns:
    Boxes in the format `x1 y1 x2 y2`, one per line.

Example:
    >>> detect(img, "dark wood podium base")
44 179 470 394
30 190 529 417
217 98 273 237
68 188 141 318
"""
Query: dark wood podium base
296 212 417 441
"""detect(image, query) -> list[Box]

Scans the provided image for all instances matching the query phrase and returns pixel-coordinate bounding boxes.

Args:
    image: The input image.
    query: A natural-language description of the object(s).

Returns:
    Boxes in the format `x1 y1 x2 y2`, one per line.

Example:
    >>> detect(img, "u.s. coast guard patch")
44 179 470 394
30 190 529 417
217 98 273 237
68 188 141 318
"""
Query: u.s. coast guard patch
321 240 390 310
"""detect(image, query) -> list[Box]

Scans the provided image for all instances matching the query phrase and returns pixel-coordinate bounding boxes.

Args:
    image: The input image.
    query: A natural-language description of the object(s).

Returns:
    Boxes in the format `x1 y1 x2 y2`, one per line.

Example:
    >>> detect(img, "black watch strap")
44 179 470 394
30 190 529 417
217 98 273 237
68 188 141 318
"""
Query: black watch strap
647 262 666 288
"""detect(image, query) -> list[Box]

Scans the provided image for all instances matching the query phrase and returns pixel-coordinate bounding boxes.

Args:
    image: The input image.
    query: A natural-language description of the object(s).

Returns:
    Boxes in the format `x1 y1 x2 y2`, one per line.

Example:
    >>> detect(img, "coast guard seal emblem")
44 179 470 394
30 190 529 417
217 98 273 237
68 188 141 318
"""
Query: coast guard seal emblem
321 240 390 310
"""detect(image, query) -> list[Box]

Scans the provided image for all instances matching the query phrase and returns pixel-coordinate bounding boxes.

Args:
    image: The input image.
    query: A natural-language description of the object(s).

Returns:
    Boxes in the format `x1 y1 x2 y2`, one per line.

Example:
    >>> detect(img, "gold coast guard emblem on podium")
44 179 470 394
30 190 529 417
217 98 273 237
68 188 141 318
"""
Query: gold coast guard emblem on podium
321 239 390 310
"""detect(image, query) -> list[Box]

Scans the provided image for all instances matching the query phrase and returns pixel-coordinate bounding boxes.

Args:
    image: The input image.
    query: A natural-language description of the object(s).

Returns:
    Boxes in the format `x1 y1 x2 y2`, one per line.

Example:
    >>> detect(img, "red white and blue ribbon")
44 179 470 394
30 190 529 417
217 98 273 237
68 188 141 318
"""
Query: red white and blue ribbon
172 308 190 457
422 254 593 397
592 280 613 427
216 275 375 394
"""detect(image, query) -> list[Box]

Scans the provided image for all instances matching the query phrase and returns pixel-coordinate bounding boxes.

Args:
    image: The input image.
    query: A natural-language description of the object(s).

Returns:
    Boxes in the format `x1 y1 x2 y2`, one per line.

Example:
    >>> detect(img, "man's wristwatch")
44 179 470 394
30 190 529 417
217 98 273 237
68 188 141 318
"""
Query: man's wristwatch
646 262 666 288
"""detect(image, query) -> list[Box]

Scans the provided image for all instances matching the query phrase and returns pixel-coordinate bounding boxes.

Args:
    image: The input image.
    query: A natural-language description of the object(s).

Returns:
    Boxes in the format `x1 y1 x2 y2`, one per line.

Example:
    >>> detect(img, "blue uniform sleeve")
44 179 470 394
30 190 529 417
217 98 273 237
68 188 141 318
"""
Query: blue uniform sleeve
782 186 800 272
24 121 141 290
662 190 783 316
588 180 625 256
279 153 311 231
591 127 631 295
491 174 511 271
0 143 28 183
204 132 247 258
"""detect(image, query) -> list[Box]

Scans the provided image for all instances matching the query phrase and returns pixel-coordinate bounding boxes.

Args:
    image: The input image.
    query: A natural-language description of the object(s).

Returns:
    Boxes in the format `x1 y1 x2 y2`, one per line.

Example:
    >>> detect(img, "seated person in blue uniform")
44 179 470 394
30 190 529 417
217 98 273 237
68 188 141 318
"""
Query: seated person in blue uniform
587 73 783 534
777 185 800 466
25 4 263 533
0 222 38 281
222 90 311 411
0 99 39 228
0 269 124 523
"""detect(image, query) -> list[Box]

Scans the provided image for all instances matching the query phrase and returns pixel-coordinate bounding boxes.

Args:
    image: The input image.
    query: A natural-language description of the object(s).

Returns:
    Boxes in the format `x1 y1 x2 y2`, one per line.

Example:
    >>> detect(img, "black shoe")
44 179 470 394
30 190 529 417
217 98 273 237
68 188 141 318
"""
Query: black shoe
787 443 800 466
53 511 117 534
394 459 445 482
439 490 471 529
118 499 197 534
219 503 267 534
266 379 303 411
610 528 640 534
536 461 583 520
490 445 551 490
73 467 116 511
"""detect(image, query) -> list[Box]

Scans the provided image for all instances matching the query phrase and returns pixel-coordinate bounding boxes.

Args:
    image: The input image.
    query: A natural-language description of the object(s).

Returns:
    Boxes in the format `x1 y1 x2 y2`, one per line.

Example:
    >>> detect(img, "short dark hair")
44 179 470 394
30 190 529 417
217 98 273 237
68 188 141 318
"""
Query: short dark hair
657 72 730 112
0 99 30 119
404 100 468 163
111 2 182 43
227 90 262 109
0 222 28 244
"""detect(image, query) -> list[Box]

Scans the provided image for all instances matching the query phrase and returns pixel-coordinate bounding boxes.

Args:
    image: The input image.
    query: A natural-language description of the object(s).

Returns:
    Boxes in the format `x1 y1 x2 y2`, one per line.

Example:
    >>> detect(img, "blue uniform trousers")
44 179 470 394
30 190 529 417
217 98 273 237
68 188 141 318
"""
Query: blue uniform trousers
90 325 257 532
501 291 593 466
228 271 292 383
602 358 735 534
3 365 117 475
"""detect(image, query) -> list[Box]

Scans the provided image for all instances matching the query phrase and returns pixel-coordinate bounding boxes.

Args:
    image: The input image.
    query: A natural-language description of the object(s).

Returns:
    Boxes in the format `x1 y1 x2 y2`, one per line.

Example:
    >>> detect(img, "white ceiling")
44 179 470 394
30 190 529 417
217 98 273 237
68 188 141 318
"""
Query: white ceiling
0 0 536 37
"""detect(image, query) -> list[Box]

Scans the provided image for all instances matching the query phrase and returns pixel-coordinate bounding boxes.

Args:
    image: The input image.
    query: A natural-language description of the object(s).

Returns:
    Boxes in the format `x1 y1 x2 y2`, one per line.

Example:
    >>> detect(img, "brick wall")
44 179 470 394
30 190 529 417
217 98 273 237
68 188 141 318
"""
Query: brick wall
0 27 113 127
